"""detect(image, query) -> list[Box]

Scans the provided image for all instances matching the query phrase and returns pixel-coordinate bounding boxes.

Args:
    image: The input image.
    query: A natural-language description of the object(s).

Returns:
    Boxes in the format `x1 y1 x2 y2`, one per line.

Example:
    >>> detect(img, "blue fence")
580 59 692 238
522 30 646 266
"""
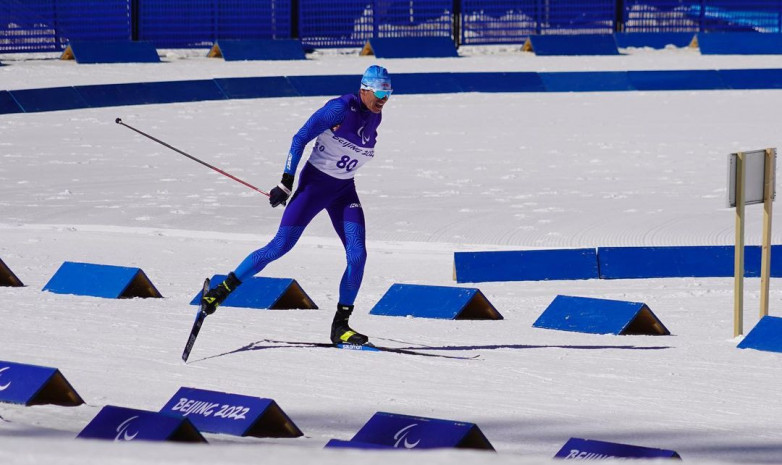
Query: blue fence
138 0 291 49
461 0 616 44
0 0 130 52
299 0 453 48
623 1 782 34
2 0 782 52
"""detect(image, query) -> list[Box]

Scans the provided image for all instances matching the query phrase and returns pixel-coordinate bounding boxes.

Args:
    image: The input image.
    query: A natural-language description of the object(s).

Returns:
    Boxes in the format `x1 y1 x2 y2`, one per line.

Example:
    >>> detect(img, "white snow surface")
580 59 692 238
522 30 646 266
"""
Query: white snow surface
2 47 782 464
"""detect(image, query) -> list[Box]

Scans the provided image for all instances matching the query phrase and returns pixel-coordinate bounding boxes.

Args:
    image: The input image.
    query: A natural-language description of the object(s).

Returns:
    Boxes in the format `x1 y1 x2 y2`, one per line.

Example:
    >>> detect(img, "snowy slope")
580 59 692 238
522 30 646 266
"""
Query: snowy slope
2 48 782 464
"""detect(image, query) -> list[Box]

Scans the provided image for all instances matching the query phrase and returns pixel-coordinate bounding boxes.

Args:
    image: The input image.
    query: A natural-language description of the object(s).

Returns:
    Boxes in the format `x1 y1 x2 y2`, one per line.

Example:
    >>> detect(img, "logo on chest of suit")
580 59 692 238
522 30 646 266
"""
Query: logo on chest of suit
357 125 371 145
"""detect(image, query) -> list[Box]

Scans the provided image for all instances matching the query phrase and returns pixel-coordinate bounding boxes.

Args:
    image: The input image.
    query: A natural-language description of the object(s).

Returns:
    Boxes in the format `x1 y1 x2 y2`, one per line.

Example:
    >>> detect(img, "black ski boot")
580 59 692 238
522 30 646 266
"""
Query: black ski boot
201 272 241 315
330 303 369 345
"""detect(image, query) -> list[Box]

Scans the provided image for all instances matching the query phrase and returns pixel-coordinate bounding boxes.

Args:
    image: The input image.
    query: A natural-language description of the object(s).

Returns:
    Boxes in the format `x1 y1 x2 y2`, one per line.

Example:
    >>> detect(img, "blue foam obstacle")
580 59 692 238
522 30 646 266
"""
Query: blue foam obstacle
76 80 226 108
160 387 303 438
369 283 502 320
0 90 23 115
555 437 681 460
390 72 462 95
614 32 695 50
0 360 84 406
61 40 160 64
348 412 494 450
214 76 300 99
525 34 620 56
360 37 458 58
9 86 89 113
454 248 599 283
0 258 23 287
189 275 317 310
597 245 782 279
627 70 726 91
698 32 782 55
42 261 162 299
533 295 670 335
539 71 634 92
737 316 782 353
325 439 395 450
208 39 306 61
77 405 206 443
720 68 782 90
454 72 546 93
286 74 358 97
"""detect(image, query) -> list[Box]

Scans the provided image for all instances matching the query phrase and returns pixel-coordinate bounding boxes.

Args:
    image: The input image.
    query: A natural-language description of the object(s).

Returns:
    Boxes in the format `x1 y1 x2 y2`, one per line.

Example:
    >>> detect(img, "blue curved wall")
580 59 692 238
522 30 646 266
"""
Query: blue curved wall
4 69 782 115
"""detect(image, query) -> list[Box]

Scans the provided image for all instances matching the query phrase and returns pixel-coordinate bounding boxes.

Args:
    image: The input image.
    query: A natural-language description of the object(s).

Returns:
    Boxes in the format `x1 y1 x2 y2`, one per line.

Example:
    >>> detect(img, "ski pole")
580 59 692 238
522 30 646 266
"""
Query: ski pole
115 118 270 197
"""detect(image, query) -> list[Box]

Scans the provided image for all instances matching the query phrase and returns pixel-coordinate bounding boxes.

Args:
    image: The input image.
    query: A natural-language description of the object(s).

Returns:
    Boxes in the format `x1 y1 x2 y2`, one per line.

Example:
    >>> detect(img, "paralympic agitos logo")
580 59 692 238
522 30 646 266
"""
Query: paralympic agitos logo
393 423 421 448
0 366 11 391
114 416 141 441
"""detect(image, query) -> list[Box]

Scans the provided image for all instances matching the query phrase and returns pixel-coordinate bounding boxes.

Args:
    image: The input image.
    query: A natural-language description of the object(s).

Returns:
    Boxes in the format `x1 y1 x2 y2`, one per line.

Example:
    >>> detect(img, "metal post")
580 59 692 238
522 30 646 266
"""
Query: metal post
699 0 706 32
734 152 746 337
452 0 461 47
614 0 624 33
760 149 775 318
534 0 541 35
291 0 299 39
131 0 140 41
52 0 60 50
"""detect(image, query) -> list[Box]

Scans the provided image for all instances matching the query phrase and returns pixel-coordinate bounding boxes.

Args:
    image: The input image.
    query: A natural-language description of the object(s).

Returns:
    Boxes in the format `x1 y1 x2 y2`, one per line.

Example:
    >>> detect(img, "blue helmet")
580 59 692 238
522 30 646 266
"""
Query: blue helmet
360 65 392 93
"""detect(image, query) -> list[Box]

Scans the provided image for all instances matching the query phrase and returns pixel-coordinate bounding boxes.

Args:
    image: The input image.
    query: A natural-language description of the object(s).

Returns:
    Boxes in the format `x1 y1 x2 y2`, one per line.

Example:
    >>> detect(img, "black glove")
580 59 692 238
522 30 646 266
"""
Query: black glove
269 173 294 208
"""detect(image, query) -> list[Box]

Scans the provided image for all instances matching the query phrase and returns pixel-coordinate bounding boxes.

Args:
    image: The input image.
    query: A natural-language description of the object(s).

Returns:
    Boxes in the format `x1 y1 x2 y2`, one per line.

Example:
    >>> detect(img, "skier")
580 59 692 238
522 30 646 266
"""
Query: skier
200 65 392 346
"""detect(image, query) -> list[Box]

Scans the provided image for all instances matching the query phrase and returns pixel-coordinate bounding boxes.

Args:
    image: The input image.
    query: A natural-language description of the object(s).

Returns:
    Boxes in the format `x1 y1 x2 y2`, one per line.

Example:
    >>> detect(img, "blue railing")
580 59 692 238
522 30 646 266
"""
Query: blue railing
1 0 782 52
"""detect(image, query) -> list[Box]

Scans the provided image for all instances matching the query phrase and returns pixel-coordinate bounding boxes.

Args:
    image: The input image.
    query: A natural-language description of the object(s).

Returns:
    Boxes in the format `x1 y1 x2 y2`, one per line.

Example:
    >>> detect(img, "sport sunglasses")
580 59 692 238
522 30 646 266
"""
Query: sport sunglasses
371 89 392 99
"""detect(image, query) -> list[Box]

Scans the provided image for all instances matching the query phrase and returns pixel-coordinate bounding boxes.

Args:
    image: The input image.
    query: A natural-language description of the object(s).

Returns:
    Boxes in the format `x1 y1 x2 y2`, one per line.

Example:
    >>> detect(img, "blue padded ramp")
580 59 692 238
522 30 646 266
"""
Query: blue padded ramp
527 34 619 56
391 72 461 95
78 405 206 442
455 248 598 283
208 39 305 61
555 438 681 459
737 316 782 353
0 91 23 114
454 72 546 93
598 245 782 279
614 32 695 50
287 75 358 97
719 69 782 90
10 87 89 113
325 439 395 450
540 71 633 92
0 360 84 406
0 258 23 287
361 37 458 58
698 32 782 55
190 275 317 310
61 40 160 64
215 76 300 99
161 387 303 438
533 295 670 335
76 80 226 108
370 283 502 320
42 261 162 299
351 412 494 450
628 70 725 91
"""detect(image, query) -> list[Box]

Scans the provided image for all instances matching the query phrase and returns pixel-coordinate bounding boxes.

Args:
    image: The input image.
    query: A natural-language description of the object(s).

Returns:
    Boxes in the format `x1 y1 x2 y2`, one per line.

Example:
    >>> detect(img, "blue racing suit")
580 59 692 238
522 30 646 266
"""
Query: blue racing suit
233 93 382 306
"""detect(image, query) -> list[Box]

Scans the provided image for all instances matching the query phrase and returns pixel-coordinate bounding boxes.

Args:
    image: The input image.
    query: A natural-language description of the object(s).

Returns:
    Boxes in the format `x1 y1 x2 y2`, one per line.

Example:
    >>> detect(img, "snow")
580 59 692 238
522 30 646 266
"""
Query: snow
3 47 782 464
